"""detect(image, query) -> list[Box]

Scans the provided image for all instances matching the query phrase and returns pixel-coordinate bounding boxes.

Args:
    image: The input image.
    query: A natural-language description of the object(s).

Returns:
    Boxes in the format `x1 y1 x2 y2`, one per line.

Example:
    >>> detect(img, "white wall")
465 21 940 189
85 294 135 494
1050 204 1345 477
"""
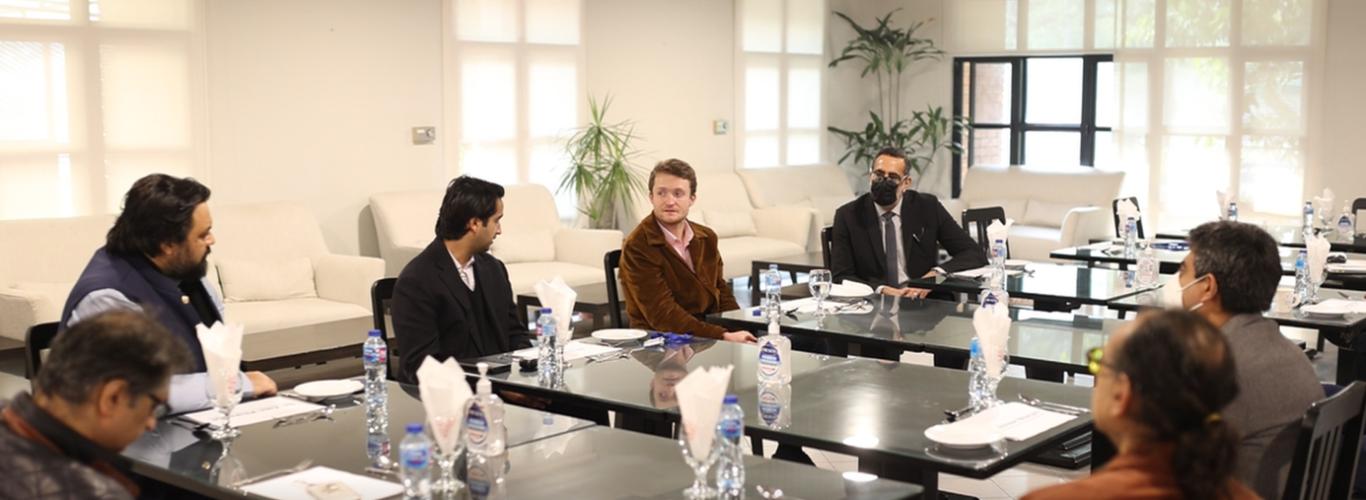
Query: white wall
1316 0 1366 200
204 0 445 256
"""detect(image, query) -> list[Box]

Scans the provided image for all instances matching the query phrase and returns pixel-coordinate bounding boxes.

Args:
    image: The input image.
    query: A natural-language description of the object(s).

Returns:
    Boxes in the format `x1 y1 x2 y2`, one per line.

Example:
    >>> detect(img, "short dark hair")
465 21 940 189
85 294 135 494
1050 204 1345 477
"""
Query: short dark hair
1187 221 1282 314
107 174 211 257
648 159 698 195
873 146 908 175
435 176 505 241
1112 310 1241 500
37 310 191 405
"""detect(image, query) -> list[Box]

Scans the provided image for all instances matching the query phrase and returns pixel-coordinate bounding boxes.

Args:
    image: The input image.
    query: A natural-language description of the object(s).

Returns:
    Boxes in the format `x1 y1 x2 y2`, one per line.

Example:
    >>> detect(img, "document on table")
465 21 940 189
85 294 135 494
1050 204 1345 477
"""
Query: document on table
512 340 619 361
242 466 403 500
959 402 1076 441
951 266 1022 279
181 396 323 428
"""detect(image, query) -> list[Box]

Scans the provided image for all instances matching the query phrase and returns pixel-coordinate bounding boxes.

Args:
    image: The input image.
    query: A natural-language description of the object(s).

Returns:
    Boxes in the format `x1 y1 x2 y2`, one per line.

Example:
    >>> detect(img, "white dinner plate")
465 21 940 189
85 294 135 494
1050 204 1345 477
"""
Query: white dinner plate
1300 300 1363 318
829 282 875 298
592 328 649 342
924 422 1005 449
294 379 363 401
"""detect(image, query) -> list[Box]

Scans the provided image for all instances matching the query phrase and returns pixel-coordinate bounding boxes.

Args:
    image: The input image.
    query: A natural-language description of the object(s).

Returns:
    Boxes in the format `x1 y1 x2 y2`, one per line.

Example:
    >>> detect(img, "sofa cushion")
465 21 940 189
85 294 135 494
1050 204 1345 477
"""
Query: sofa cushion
806 194 849 226
1007 225 1065 261
491 231 557 264
504 261 604 295
1023 200 1085 228
216 258 318 303
969 198 1027 222
12 282 70 324
703 210 758 238
225 298 370 334
715 237 805 280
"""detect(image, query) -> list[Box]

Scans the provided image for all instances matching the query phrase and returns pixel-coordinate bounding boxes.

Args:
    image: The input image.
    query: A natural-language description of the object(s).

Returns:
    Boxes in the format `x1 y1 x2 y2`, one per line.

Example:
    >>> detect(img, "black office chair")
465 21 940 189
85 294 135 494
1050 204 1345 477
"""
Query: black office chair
1353 198 1365 236
1283 381 1366 500
604 250 625 328
819 226 833 269
24 322 59 378
370 277 398 380
1111 197 1146 239
961 206 1008 258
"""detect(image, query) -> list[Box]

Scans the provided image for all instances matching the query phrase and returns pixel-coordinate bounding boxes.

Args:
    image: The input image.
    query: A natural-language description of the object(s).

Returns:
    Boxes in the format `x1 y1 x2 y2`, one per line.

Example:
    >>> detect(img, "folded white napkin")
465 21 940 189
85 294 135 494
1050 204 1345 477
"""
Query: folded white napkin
534 276 576 346
1308 233 1331 282
973 306 1011 377
986 219 1012 246
676 365 733 459
1216 190 1231 217
195 322 244 405
1116 199 1140 222
417 356 473 454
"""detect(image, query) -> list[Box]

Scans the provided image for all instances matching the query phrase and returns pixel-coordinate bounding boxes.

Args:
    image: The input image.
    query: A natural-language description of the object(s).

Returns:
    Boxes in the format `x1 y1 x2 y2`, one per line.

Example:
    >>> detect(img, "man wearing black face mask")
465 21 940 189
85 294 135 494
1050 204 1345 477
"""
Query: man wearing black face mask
829 147 985 299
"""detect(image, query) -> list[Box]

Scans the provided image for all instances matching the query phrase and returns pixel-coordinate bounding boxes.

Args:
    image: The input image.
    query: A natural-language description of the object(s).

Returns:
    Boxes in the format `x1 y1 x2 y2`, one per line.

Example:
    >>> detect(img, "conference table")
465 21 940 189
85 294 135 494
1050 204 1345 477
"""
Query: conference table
708 295 1121 380
1157 224 1366 253
1050 239 1305 275
123 380 919 499
749 251 827 306
466 339 1094 498
903 261 1155 311
0 371 28 399
240 316 376 372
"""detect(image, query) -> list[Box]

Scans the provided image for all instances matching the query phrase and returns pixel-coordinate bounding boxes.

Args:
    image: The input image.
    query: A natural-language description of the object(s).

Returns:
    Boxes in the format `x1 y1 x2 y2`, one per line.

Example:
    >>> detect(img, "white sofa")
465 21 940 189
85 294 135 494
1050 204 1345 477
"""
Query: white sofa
0 203 383 341
737 164 856 252
626 170 815 280
941 165 1125 261
371 184 622 294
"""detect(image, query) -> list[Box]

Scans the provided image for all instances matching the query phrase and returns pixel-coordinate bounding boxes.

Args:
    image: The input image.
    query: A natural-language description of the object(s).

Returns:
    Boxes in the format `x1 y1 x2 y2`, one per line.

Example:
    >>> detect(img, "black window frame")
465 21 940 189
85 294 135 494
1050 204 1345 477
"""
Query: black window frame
951 54 1113 197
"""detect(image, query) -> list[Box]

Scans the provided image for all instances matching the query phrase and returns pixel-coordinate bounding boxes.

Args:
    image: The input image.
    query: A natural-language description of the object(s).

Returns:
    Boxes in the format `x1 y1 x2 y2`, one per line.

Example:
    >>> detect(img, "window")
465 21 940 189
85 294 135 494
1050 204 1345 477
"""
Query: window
449 0 581 218
952 55 1114 190
0 0 203 220
737 0 824 169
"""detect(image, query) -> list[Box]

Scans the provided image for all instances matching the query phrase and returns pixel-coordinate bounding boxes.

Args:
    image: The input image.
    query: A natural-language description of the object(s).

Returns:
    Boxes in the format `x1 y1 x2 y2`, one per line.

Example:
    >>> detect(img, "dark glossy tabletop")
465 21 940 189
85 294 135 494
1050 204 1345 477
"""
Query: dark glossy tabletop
755 252 827 269
1052 240 1329 276
123 381 594 496
906 261 1154 306
461 426 922 499
1109 286 1366 334
712 297 1122 372
1159 224 1366 252
476 340 1094 478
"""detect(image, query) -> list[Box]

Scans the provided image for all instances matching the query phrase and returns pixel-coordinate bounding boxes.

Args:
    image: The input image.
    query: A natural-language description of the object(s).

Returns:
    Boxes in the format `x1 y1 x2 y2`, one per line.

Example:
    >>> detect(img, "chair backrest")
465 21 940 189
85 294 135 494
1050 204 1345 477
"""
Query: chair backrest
1112 197 1147 239
1283 381 1366 500
820 226 833 268
1353 198 1365 235
962 206 1008 257
604 250 624 328
25 322 59 378
370 277 398 379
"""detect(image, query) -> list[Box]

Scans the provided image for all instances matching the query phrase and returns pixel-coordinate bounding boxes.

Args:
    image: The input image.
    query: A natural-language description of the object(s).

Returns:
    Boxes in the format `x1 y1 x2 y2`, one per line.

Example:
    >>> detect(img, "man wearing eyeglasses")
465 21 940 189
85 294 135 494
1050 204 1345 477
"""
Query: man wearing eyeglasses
829 147 986 299
0 310 190 499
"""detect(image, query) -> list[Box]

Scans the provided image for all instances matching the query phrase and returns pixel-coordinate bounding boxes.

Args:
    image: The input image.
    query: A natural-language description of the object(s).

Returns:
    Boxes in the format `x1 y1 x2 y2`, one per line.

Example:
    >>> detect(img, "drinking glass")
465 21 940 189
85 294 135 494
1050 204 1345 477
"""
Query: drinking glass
211 440 247 488
429 414 466 494
808 269 833 316
205 368 243 440
677 423 721 499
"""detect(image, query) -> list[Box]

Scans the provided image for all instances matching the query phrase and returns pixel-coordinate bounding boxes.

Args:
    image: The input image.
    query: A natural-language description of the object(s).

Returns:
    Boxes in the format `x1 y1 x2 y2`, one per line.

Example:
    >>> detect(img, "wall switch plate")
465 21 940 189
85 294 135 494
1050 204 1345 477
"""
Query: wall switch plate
412 126 436 145
712 119 729 135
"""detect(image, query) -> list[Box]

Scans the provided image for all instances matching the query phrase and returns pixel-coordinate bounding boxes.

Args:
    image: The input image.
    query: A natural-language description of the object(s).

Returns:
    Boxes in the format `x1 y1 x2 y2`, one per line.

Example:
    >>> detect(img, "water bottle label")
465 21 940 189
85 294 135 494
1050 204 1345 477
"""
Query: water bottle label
758 341 781 378
759 389 782 426
363 343 387 364
466 404 489 445
401 445 428 469
720 416 742 440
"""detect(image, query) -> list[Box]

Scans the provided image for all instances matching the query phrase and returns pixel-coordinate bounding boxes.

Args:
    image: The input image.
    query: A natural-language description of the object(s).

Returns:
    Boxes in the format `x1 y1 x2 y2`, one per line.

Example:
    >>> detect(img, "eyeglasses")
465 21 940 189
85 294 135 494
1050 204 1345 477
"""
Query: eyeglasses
1086 347 1114 376
871 171 904 183
146 392 170 419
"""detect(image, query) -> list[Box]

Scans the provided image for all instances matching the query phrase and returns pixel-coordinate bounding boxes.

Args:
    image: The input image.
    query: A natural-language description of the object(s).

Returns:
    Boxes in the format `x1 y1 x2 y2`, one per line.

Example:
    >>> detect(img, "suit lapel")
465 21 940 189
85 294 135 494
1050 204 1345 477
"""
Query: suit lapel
901 194 926 265
430 242 488 355
471 254 509 353
863 196 887 274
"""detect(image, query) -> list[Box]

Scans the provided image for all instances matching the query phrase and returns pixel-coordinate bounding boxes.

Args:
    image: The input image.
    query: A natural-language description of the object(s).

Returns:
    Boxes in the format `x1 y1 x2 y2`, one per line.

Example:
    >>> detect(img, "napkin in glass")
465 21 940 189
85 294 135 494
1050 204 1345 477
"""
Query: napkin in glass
973 305 1012 378
1216 190 1231 218
675 365 733 459
416 356 473 455
533 276 576 346
986 219 1013 246
1308 233 1331 283
195 322 243 405
1115 199 1140 225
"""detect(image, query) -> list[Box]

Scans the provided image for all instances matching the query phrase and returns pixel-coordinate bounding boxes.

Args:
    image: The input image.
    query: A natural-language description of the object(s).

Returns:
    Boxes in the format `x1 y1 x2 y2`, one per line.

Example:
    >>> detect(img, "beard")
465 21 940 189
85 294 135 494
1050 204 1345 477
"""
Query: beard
162 247 210 282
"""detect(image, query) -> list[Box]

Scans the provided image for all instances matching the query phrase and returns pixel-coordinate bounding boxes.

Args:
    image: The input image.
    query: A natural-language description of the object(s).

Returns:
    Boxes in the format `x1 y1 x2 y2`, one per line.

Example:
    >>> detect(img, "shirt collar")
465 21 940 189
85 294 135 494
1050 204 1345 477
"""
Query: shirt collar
875 196 903 218
447 250 476 272
657 219 694 245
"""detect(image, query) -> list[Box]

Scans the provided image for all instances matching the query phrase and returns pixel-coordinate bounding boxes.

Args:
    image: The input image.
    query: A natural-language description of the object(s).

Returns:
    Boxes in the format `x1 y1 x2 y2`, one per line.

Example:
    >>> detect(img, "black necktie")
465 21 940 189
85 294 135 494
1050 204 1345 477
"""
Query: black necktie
883 211 899 286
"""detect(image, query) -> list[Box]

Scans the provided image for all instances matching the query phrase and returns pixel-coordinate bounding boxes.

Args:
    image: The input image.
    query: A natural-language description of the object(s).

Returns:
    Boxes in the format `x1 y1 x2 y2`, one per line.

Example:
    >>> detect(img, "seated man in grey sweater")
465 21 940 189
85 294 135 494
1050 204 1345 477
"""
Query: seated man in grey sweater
1160 220 1321 499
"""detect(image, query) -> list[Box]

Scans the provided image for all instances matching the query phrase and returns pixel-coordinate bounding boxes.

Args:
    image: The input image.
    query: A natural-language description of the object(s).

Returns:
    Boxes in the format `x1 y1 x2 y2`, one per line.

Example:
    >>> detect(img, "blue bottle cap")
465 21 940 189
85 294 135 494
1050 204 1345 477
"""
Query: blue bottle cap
406 423 423 434
751 308 761 317
724 394 739 404
368 329 382 337
969 337 981 355
540 307 552 314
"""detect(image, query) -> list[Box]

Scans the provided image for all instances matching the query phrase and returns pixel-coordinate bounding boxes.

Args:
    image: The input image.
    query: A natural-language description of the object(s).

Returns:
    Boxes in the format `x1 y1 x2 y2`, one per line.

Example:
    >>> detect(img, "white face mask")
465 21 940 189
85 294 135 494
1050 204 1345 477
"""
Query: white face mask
1160 274 1208 311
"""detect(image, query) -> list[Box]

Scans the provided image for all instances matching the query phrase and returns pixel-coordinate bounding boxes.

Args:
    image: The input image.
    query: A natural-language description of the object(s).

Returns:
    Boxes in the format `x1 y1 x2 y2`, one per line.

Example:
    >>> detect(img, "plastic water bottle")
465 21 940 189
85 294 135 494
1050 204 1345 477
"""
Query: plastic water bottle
1304 201 1316 232
399 423 432 499
988 237 1008 288
968 338 989 411
1294 249 1309 306
366 430 392 470
363 329 388 433
1136 239 1159 288
977 282 1009 312
536 307 561 377
1123 217 1138 259
763 264 783 320
756 315 792 384
715 395 746 498
1338 203 1356 238
467 362 506 457
1227 200 1239 222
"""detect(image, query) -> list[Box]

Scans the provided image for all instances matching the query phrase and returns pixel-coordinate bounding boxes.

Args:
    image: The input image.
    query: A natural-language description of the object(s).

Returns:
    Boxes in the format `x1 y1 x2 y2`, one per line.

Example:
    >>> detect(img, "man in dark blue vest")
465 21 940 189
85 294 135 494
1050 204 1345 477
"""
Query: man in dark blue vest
60 174 277 413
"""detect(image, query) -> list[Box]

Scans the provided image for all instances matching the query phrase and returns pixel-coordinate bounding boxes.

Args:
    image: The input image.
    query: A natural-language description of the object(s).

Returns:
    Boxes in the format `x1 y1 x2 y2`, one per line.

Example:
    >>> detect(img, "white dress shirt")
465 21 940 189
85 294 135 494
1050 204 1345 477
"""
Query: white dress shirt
449 250 477 291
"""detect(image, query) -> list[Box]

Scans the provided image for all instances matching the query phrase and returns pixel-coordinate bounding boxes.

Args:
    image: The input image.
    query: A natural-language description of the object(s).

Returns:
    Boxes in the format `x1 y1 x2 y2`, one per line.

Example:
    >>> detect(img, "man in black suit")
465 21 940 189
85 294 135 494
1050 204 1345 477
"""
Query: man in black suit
830 147 986 300
390 176 532 384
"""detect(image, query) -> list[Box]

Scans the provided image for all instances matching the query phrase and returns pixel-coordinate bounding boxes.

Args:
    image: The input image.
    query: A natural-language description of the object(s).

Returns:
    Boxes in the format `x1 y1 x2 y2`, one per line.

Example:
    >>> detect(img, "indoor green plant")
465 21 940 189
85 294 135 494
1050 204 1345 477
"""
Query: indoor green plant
559 94 645 229
827 9 967 181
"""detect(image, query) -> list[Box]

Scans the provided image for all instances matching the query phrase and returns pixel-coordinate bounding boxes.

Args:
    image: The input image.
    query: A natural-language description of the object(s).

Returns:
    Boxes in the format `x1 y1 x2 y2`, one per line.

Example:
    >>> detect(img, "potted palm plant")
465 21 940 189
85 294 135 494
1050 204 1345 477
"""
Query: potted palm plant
559 95 645 229
827 9 967 184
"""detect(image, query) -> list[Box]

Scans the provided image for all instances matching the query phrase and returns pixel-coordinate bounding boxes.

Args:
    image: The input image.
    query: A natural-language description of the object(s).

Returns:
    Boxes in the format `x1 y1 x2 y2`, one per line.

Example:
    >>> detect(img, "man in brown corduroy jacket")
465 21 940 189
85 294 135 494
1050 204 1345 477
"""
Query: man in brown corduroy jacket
619 159 756 344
